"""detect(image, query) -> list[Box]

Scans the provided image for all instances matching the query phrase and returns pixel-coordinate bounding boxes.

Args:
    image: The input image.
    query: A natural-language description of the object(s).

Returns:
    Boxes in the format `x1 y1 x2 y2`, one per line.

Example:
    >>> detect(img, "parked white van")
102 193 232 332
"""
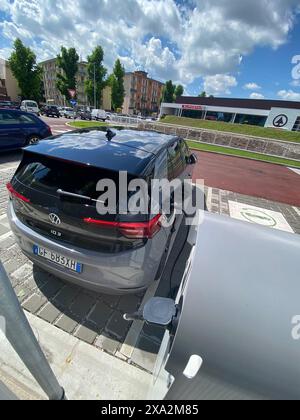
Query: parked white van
91 109 107 121
20 100 40 115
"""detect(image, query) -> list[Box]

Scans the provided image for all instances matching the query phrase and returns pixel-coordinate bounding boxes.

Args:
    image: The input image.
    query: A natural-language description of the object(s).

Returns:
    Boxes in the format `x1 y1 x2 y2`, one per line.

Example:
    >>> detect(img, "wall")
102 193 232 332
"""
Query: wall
1 61 21 102
138 121 300 162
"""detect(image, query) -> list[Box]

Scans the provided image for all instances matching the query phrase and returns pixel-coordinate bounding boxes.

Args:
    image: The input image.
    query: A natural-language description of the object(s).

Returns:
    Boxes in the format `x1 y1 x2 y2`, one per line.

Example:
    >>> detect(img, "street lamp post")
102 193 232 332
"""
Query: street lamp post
94 62 96 109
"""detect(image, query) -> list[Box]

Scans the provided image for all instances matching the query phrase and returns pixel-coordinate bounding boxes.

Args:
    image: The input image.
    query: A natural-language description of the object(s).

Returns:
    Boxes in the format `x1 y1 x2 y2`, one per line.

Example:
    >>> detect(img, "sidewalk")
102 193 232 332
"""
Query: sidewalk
0 312 152 400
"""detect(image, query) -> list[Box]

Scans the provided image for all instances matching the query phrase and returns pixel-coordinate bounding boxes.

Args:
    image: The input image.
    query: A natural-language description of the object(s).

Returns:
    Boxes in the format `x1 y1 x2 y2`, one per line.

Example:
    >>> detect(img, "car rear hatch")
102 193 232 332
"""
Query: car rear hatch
8 151 160 253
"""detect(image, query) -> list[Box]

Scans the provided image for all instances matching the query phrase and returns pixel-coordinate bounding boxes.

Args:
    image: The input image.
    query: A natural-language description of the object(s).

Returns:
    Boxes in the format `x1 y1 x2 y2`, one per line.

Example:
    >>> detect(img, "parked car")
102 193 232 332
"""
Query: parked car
0 101 20 110
42 105 60 118
91 109 107 121
64 108 77 119
59 107 67 117
20 100 40 116
7 128 197 294
0 109 52 152
78 110 92 120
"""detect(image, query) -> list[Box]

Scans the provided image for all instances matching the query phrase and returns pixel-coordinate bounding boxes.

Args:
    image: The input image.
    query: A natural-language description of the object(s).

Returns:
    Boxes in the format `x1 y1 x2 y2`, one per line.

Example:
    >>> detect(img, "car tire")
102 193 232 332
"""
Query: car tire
26 135 41 146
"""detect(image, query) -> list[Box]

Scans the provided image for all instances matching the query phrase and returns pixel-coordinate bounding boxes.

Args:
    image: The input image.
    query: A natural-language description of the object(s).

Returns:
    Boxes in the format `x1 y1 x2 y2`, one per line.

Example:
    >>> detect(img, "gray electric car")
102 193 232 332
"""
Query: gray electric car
7 127 197 294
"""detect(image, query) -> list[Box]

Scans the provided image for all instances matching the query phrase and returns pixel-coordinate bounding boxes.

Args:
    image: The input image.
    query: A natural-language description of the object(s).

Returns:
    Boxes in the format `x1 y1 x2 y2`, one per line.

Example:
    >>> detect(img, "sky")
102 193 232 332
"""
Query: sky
0 0 300 100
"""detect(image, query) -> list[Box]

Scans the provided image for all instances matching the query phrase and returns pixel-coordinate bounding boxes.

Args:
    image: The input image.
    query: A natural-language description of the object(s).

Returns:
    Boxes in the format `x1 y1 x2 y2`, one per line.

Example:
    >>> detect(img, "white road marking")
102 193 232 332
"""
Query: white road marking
289 167 300 176
206 187 213 212
0 165 18 172
228 201 294 233
0 231 13 242
293 207 300 217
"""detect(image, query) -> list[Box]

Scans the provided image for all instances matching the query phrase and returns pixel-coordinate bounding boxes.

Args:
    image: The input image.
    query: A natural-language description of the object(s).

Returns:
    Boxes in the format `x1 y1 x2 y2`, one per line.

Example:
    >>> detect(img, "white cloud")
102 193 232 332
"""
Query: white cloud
249 92 265 99
277 89 300 101
290 80 300 87
0 0 299 87
203 74 238 96
0 0 10 13
244 83 261 90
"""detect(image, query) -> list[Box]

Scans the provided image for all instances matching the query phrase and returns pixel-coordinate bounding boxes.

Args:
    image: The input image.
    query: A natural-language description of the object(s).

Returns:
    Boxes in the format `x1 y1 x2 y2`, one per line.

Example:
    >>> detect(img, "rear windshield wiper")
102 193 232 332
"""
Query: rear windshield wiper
57 189 105 204
57 189 93 201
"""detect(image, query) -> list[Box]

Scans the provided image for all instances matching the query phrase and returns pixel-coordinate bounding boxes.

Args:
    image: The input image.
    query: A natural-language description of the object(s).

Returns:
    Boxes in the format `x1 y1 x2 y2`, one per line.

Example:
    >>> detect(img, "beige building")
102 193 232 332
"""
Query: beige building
122 71 164 115
0 58 21 102
40 58 111 109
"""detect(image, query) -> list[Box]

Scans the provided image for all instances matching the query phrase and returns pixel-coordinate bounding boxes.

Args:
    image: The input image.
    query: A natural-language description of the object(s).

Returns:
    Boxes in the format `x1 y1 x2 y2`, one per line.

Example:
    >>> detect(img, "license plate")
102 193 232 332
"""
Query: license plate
33 245 83 273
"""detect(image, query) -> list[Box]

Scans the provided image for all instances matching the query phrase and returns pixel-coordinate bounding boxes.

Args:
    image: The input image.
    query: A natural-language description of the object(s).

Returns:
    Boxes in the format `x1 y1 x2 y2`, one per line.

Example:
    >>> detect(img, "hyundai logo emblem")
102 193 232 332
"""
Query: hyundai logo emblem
49 213 61 226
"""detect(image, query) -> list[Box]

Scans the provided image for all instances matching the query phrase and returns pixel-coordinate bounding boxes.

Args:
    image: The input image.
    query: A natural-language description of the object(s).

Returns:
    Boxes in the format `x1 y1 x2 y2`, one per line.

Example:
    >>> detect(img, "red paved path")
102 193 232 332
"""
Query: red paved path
193 151 300 207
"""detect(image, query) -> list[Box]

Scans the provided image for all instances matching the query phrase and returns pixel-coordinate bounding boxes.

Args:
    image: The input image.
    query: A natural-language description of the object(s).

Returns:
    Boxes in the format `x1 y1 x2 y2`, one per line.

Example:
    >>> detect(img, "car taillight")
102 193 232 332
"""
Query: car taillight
46 125 52 136
83 214 162 239
6 183 30 203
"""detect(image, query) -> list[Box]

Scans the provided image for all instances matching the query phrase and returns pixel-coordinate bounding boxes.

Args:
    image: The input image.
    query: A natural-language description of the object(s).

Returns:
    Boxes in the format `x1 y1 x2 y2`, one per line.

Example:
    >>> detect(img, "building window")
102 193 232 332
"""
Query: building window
235 114 267 127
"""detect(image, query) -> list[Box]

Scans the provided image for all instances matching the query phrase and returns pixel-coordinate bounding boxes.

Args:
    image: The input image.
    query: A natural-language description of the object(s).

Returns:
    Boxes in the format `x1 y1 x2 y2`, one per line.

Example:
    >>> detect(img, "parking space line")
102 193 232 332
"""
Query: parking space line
0 214 8 222
289 167 300 176
0 165 18 172
206 187 213 212
293 207 300 217
0 231 13 242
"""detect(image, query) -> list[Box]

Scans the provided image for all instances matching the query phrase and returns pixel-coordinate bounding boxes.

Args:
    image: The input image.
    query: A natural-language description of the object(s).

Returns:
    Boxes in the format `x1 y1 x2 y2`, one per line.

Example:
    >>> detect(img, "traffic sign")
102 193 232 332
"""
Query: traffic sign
68 89 76 99
273 114 288 128
70 99 77 107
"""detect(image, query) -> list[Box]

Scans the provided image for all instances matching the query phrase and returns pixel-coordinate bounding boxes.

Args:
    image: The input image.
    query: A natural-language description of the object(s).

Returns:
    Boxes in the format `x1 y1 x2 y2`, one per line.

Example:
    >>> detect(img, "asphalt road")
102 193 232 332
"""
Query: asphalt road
193 151 300 208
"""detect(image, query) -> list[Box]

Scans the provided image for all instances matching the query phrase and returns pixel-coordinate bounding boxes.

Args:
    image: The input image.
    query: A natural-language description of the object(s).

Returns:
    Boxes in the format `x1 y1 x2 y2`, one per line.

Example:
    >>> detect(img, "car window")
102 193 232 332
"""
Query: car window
19 114 38 124
26 102 38 108
0 111 20 125
154 150 168 180
179 139 189 168
168 140 185 180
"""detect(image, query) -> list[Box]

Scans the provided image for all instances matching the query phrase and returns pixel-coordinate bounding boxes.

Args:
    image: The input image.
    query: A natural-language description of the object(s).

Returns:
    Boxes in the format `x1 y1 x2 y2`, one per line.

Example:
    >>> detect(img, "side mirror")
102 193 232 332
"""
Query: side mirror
188 153 198 165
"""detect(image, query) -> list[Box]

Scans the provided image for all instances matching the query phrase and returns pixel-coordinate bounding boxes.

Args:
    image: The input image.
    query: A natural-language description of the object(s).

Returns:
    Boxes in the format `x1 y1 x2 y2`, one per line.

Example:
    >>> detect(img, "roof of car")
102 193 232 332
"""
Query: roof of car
24 128 177 175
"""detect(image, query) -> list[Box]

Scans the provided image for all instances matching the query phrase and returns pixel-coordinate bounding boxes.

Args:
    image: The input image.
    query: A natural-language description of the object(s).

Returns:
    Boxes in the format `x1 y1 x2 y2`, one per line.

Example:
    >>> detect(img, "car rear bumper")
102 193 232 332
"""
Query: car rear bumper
8 202 164 294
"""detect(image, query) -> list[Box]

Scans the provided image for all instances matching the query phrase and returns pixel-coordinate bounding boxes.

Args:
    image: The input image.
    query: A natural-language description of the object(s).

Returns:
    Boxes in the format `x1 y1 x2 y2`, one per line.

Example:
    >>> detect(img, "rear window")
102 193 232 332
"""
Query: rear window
25 102 38 108
15 153 137 202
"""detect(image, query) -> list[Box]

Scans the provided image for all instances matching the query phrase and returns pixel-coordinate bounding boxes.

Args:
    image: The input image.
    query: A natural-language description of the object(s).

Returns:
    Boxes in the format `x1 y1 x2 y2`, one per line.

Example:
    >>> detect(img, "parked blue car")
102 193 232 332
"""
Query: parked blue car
0 109 52 152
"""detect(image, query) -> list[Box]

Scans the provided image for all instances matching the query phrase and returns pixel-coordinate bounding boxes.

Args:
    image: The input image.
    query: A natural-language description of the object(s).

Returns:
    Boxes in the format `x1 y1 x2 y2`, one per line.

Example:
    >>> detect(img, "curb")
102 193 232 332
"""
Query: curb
188 142 300 170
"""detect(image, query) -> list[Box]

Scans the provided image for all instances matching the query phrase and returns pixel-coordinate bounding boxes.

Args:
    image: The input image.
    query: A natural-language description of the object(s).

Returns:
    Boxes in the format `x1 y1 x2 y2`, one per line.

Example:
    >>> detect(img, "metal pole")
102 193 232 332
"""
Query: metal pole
0 379 19 401
0 262 66 400
94 62 96 109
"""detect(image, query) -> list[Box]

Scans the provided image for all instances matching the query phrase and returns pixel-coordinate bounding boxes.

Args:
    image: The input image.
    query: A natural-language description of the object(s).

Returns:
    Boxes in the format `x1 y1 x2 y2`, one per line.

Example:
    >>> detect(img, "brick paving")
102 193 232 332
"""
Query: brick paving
0 154 299 373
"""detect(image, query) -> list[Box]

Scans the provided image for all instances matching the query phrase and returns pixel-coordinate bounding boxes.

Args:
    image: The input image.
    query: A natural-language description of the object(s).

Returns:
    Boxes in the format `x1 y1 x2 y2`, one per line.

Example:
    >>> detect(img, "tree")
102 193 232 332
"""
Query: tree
110 59 125 111
163 80 176 103
56 47 79 101
198 91 207 97
175 84 184 99
8 39 43 101
85 46 107 108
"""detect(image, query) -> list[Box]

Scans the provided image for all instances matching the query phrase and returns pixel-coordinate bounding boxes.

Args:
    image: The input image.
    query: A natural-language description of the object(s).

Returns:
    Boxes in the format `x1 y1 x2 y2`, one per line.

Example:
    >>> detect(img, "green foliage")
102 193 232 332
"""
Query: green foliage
163 80 176 103
56 47 79 100
198 91 207 97
8 38 43 101
175 84 184 98
110 59 125 110
85 46 107 108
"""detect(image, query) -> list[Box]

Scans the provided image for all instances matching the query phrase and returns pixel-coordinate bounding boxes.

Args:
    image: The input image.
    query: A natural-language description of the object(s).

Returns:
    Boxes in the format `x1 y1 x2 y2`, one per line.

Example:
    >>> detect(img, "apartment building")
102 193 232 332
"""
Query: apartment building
0 58 21 102
122 71 164 116
40 58 88 106
39 58 111 109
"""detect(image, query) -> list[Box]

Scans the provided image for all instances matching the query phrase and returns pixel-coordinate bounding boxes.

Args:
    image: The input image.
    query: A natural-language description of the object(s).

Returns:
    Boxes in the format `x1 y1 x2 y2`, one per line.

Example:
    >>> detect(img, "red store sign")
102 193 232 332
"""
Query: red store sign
181 104 203 111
